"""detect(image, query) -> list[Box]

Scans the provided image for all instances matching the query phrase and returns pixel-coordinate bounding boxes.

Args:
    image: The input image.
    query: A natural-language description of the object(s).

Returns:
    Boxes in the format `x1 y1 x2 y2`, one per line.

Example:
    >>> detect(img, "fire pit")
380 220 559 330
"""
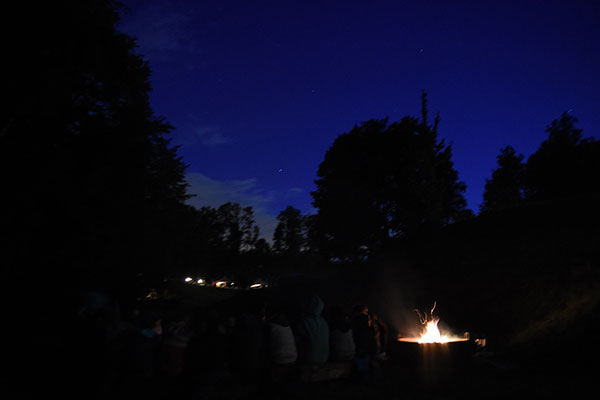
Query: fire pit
392 302 475 384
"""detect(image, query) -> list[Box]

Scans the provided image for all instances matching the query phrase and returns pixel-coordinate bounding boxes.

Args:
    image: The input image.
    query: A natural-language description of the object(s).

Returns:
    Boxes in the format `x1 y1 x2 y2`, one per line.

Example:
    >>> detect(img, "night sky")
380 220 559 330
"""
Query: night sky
118 0 600 239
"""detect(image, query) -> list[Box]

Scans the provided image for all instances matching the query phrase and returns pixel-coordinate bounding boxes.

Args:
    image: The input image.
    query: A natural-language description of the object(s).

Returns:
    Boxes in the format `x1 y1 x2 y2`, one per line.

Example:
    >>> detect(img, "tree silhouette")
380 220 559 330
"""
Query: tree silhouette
167 203 263 282
241 206 260 252
525 112 600 201
1 0 189 293
480 146 525 213
312 93 467 259
273 206 306 254
216 203 245 255
203 202 261 256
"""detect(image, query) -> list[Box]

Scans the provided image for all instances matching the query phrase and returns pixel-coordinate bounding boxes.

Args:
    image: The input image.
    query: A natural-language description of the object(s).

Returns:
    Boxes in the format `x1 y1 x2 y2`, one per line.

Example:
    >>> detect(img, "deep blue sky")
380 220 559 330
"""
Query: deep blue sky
118 0 600 239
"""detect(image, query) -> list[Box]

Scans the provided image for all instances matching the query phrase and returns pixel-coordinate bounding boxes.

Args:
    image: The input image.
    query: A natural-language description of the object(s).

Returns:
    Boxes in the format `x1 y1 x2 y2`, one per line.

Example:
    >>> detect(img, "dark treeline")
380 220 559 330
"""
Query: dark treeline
0 1 322 307
480 112 600 213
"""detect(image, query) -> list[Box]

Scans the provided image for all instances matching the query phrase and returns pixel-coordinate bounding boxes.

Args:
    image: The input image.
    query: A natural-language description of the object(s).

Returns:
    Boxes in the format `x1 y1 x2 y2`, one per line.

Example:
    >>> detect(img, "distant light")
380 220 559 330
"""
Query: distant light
197 279 204 284
250 283 263 289
215 281 227 288
184 277 193 282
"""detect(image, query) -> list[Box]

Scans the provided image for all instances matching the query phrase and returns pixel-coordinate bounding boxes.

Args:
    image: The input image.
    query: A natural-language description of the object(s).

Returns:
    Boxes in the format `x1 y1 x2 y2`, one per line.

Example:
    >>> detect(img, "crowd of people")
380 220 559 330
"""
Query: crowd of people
43 289 390 399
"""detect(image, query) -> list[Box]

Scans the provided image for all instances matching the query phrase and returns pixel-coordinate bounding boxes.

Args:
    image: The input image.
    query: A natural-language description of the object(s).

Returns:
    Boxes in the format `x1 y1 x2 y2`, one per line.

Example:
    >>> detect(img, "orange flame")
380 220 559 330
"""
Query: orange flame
418 317 450 344
397 301 470 344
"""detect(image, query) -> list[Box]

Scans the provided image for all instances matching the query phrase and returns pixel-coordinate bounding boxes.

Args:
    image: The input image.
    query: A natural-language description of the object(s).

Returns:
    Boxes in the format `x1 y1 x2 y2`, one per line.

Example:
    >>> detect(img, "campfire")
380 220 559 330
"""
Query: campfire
393 302 475 385
398 301 469 344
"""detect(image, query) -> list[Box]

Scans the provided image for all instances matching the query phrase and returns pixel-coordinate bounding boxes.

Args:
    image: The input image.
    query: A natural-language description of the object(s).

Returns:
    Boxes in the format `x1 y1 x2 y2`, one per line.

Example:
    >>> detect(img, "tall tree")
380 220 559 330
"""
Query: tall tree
215 202 260 255
216 203 244 255
525 112 600 201
312 93 467 259
480 146 525 213
273 206 306 254
1 0 189 293
241 206 260 252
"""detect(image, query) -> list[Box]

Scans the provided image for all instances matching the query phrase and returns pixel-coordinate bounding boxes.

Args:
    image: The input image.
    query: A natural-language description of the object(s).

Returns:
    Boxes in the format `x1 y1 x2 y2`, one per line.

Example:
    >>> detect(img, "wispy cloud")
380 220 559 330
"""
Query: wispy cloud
186 172 278 240
194 125 232 147
173 122 233 148
117 1 200 61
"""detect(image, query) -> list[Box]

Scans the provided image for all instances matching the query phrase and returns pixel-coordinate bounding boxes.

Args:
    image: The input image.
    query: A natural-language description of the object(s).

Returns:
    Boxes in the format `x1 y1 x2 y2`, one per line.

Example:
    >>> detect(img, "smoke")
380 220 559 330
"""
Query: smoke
365 254 425 339
312 249 464 340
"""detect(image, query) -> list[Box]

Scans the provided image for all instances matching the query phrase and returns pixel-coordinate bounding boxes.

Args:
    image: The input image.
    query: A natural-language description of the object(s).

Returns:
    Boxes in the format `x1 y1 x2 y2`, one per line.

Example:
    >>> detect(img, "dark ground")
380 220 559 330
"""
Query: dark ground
3 278 598 400
4 196 598 399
